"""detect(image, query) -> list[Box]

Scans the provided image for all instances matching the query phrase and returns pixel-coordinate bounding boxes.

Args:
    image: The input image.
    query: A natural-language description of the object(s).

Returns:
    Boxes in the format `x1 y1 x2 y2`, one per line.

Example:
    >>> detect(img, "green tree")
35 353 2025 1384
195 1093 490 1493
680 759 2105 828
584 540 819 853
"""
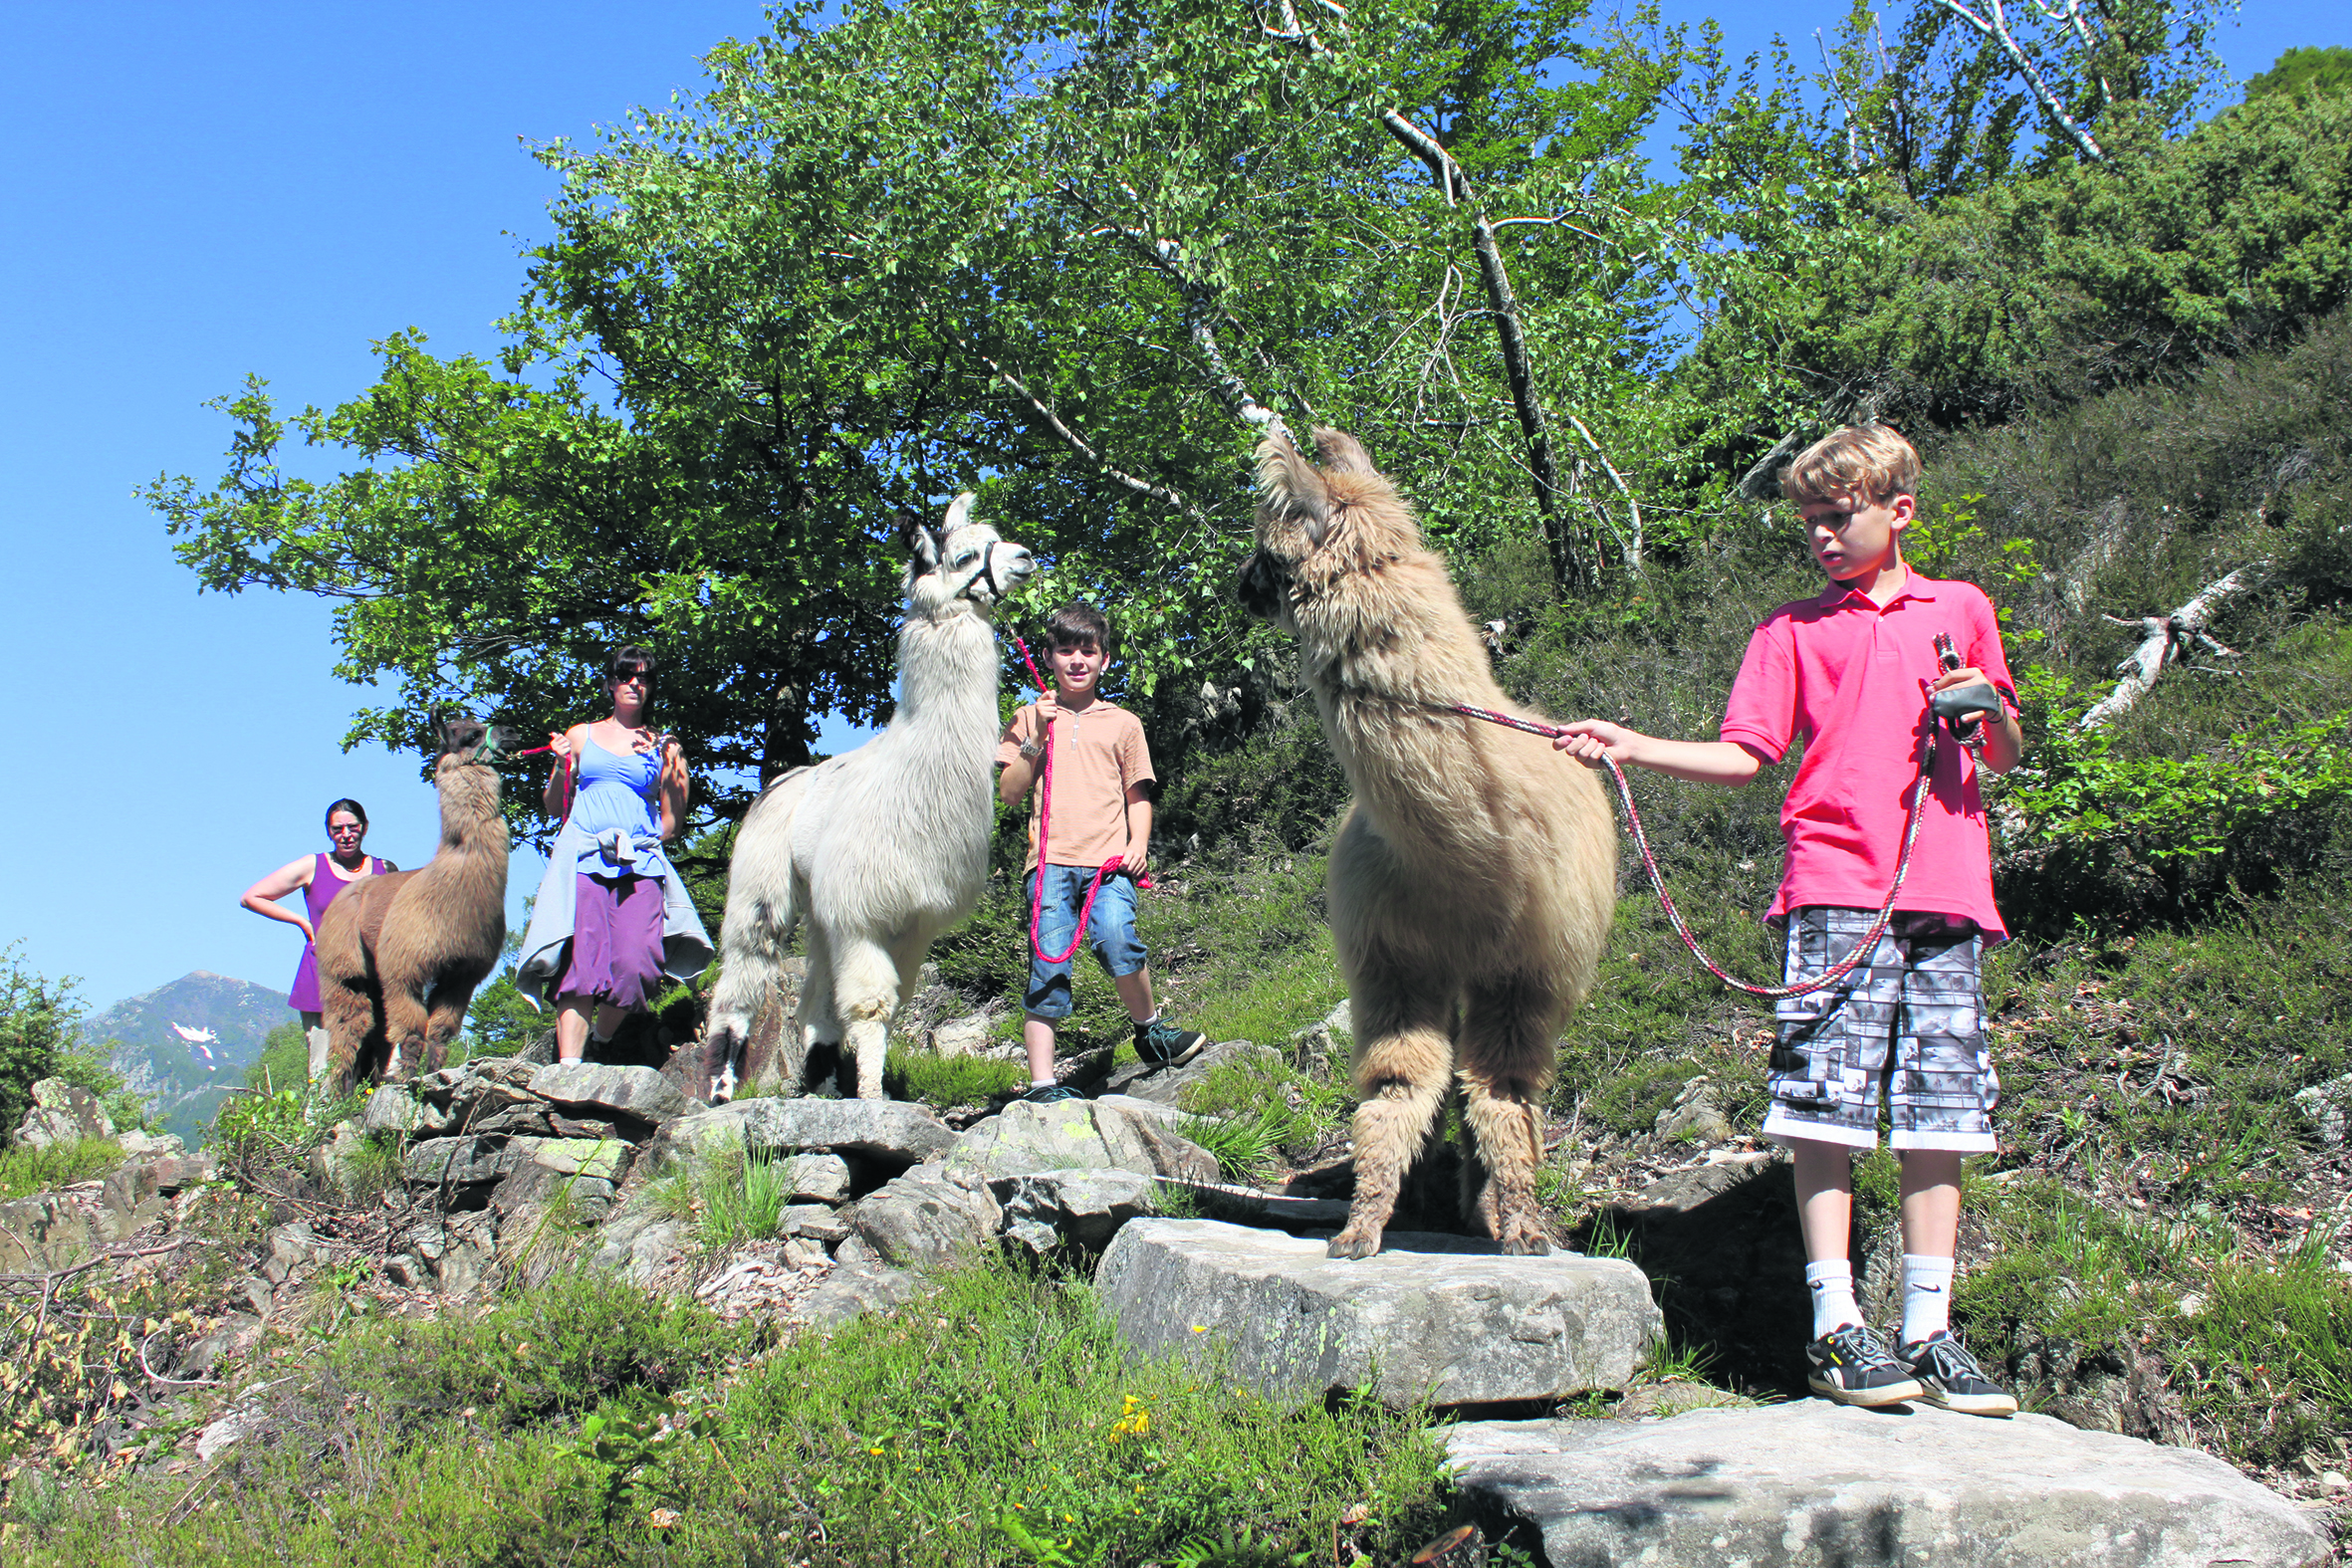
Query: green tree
0 946 86 1140
146 0 1699 836
2245 46 2352 104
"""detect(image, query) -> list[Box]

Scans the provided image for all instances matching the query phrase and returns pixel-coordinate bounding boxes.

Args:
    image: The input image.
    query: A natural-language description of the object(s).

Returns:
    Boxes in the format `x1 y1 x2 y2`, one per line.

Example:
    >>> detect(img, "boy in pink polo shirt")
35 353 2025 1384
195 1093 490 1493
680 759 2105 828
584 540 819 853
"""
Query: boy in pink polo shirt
1555 425 2023 1416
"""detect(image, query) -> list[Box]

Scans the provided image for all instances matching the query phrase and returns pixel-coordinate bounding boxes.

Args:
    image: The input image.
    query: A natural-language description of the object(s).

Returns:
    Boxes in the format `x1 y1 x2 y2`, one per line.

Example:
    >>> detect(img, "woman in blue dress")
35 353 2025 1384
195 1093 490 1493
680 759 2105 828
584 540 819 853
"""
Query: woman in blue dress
514 645 712 1062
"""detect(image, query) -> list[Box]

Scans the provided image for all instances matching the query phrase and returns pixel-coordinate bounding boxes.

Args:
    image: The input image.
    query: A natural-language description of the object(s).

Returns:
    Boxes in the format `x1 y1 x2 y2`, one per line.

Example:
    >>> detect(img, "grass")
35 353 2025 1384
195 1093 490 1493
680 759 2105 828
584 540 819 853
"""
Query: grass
885 1042 1026 1108
697 1148 792 1248
14 1261 1458 1568
0 1139 122 1200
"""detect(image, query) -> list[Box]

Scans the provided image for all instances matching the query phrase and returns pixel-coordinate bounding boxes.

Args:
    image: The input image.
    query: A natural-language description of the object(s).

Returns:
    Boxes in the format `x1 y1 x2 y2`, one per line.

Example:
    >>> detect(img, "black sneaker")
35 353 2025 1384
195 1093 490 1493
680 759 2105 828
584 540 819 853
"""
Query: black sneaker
1135 1018 1208 1067
1898 1332 2018 1417
1804 1324 1927 1408
1019 1082 1082 1105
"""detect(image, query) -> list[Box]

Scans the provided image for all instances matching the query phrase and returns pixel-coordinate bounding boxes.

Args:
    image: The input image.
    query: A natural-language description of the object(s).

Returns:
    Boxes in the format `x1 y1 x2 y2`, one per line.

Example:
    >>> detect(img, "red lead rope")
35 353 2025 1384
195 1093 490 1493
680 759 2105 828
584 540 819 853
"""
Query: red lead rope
1442 701 1940 1001
1011 636 1142 965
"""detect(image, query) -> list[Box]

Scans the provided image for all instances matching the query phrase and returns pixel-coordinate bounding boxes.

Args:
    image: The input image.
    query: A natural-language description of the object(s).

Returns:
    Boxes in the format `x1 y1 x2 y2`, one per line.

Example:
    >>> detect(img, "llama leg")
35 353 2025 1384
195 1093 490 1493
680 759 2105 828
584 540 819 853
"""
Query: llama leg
418 981 479 1076
1457 975 1563 1255
707 893 788 1095
1329 968 1456 1259
829 936 901 1102
796 922 841 1091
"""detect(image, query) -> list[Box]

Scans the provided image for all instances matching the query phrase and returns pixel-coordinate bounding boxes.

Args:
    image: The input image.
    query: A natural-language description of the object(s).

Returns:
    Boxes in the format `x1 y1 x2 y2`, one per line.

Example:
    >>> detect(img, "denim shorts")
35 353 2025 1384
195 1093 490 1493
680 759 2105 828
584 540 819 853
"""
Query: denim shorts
1761 906 1999 1153
1022 864 1146 1019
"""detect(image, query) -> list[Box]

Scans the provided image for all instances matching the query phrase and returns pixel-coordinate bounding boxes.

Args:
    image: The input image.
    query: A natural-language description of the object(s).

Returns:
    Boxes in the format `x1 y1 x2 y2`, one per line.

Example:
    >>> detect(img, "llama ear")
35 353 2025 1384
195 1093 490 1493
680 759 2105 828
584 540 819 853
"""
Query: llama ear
942 493 976 534
1255 432 1336 550
1311 427 1375 476
897 514 940 568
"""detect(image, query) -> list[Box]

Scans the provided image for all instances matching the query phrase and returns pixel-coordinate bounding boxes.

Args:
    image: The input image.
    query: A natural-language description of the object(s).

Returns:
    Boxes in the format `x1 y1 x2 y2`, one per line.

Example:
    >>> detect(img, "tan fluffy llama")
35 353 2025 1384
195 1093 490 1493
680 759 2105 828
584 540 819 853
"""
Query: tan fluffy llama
1241 429 1616 1256
316 717 518 1093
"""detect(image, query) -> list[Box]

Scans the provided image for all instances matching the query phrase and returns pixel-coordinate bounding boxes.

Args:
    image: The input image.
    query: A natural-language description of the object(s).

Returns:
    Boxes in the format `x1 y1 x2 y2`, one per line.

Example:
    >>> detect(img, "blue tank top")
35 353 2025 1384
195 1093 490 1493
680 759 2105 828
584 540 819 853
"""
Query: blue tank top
569 737 660 869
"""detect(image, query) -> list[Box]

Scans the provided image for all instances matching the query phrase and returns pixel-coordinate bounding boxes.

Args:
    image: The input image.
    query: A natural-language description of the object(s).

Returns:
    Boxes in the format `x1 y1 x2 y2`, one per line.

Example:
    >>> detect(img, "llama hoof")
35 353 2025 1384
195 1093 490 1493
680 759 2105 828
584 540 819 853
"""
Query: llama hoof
1326 1226 1384 1259
1497 1227 1553 1256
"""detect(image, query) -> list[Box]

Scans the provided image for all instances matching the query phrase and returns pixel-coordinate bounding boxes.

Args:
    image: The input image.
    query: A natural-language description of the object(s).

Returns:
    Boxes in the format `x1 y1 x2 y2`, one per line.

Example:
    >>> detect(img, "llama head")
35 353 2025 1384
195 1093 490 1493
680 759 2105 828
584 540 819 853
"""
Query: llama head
899 493 1036 620
427 714 524 776
1239 427 1422 634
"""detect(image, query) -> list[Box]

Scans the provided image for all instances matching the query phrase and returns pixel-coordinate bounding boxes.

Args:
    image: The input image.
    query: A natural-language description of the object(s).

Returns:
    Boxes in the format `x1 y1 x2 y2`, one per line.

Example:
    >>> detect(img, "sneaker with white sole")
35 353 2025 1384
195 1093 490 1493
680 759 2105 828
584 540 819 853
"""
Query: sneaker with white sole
1804 1323 1927 1408
1019 1082 1082 1105
1898 1331 2018 1417
1134 1018 1208 1067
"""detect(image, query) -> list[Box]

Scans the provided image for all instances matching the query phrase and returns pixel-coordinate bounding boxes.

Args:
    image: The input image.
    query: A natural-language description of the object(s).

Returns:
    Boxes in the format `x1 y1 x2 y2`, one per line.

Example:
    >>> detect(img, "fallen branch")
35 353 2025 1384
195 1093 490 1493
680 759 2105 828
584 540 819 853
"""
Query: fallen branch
2080 563 2266 730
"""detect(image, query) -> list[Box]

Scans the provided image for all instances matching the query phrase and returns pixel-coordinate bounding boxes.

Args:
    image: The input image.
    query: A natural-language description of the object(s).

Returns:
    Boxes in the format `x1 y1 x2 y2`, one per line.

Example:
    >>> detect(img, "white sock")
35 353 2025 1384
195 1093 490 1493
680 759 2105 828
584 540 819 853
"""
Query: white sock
1030 1078 1058 1089
1902 1254 1955 1345
1805 1261 1861 1338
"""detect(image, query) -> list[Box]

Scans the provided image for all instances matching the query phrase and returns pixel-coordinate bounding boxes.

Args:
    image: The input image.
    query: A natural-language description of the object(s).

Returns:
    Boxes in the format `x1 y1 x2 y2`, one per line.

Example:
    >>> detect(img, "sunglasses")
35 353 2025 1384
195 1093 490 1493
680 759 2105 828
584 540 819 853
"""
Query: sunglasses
329 823 364 835
613 669 654 686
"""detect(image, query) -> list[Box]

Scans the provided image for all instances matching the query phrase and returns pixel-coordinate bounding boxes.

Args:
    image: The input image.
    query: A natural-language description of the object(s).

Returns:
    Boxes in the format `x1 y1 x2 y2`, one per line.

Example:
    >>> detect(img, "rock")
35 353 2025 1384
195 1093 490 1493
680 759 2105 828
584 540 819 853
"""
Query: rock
786 1204 851 1243
1446 1403 2331 1567
2292 1072 2352 1147
259 1221 328 1284
1651 1075 1732 1145
1290 1001 1353 1073
930 1013 995 1058
1603 1153 1811 1388
1096 1219 1662 1410
403 1135 532 1196
797 1260 929 1330
529 1063 693 1124
308 1122 372 1196
362 1085 450 1136
382 1254 428 1289
944 1099 1220 1186
1098 1040 1280 1107
844 1166 1003 1267
528 1137 634 1182
179 1313 263 1378
586 1193 691 1285
424 1213 500 1296
652 1097 958 1171
0 1193 98 1271
992 1168 1163 1255
779 1153 853 1204
116 1129 185 1158
2010 1339 2191 1445
16 1078 115 1147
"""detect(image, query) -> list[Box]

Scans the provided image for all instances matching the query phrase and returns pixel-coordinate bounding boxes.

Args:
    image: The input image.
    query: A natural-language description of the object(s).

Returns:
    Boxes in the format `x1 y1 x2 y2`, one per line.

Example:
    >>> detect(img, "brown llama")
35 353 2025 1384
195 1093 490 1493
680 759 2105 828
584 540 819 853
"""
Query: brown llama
1240 428 1616 1257
317 717 518 1093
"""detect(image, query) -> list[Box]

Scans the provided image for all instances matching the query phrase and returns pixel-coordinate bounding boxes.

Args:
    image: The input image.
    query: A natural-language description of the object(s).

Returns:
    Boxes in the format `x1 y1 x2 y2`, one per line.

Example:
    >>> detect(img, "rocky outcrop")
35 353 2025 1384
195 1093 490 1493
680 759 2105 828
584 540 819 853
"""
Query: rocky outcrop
1095 1219 1662 1410
1098 1040 1281 1107
15 1077 116 1147
652 1096 957 1171
1446 1403 2331 1567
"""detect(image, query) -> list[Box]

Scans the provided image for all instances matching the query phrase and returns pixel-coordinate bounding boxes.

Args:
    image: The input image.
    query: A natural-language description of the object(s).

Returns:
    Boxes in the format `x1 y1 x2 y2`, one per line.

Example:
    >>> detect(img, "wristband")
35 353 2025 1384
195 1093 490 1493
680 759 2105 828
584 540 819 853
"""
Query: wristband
1019 739 1043 762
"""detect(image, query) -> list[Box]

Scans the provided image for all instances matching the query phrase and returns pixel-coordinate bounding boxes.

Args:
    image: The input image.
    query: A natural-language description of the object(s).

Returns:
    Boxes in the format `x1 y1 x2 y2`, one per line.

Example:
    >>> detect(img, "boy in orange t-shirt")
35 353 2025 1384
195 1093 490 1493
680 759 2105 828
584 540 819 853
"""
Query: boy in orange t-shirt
996 601 1207 1102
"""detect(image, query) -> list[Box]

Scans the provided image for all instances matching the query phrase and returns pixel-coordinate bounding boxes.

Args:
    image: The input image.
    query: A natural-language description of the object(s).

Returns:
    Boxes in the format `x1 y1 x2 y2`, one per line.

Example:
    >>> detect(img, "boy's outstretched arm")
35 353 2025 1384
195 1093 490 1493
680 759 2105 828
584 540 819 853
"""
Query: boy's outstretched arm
1552 720 1765 787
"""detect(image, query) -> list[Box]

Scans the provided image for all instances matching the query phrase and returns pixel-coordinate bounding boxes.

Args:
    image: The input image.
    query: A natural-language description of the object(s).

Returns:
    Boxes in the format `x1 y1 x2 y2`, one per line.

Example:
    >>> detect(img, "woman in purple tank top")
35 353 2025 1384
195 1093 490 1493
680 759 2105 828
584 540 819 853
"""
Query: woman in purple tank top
240 798 398 1029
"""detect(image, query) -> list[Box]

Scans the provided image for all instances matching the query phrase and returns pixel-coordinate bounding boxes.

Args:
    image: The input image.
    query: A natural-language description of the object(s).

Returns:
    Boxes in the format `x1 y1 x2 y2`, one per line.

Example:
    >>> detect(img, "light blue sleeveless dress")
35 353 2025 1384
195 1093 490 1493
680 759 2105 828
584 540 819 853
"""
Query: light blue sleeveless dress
514 737 712 1010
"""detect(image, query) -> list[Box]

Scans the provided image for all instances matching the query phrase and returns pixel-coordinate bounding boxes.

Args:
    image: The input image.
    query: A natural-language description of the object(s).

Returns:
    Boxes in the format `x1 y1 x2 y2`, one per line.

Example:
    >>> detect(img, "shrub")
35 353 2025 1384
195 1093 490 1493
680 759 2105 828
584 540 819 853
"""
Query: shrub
0 1138 122 1201
0 947 83 1140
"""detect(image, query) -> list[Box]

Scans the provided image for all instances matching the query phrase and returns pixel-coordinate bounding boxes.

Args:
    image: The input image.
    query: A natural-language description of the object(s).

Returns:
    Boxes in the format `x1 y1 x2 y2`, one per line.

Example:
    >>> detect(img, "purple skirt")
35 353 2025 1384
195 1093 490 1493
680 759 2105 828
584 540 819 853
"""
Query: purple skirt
557 873 667 1008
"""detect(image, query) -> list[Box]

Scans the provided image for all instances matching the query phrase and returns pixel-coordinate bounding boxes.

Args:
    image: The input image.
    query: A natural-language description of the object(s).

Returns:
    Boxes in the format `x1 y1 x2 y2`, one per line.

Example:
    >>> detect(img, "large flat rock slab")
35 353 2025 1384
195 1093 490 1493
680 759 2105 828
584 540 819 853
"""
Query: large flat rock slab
945 1099 1219 1185
651 1096 956 1169
1095 1218 1660 1411
1447 1403 2330 1568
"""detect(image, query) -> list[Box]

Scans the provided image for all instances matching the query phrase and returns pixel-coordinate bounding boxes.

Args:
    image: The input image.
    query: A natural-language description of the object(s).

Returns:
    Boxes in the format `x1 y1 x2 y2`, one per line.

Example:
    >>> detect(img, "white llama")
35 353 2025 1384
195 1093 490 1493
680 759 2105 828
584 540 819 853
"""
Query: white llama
703 495 1036 1101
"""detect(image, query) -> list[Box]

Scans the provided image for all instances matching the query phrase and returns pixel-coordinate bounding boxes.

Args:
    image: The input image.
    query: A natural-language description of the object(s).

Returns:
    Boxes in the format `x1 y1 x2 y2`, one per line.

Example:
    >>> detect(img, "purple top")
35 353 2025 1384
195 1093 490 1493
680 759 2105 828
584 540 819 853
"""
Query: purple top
287 852 387 1012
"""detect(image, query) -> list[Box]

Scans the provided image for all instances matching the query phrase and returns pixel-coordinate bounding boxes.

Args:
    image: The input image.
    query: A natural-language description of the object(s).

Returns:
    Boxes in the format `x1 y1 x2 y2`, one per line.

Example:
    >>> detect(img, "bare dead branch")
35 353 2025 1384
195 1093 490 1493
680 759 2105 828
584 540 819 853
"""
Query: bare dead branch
935 319 1206 523
1929 0 2106 160
1567 414 1644 571
2081 564 2265 729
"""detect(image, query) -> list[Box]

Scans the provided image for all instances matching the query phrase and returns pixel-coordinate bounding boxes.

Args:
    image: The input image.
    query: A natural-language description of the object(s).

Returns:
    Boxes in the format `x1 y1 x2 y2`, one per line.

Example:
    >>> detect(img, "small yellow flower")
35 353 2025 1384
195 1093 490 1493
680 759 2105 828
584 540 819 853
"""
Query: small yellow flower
868 1447 884 1456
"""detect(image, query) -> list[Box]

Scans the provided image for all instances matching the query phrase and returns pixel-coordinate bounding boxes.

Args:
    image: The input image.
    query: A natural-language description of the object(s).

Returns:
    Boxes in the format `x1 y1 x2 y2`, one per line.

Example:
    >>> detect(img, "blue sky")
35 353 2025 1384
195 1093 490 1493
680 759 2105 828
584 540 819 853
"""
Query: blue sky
3 1 2338 1016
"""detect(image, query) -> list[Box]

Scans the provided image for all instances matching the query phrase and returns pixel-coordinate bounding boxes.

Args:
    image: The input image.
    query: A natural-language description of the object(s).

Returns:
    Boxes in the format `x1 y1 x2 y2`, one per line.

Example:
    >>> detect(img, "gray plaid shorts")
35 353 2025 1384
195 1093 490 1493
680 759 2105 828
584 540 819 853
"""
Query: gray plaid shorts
1762 906 1999 1153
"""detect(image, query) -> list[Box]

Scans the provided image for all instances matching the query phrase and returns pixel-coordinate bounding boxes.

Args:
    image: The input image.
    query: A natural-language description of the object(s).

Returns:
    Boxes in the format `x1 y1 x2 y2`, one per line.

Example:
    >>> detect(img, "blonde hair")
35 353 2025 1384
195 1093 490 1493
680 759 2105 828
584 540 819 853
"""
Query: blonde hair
1780 424 1921 506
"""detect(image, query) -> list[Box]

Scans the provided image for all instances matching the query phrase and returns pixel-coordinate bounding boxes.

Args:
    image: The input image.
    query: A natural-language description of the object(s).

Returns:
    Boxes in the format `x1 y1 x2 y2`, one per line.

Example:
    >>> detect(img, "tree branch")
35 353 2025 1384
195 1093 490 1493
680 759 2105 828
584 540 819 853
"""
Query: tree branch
2080 564 2264 729
935 318 1208 523
1930 0 2106 160
1378 109 1578 589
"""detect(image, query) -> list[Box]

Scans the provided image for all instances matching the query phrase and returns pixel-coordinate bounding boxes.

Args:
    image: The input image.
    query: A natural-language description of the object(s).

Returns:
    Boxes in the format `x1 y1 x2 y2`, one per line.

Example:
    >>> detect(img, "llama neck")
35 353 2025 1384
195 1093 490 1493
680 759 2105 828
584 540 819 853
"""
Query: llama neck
1301 554 1517 852
422 768 512 917
887 607 1005 774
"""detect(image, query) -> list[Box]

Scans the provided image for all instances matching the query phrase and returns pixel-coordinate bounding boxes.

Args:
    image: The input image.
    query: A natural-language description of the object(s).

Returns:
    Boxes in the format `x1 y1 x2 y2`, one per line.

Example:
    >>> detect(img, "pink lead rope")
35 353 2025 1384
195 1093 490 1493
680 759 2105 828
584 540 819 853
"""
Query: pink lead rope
1441 700 1940 1001
1011 635 1143 966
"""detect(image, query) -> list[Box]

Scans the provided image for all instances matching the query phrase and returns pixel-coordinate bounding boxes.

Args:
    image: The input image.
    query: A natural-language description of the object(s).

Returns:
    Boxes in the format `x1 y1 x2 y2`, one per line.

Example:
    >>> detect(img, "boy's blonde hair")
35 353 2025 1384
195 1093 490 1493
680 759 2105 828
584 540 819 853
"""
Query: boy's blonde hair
1780 424 1921 506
